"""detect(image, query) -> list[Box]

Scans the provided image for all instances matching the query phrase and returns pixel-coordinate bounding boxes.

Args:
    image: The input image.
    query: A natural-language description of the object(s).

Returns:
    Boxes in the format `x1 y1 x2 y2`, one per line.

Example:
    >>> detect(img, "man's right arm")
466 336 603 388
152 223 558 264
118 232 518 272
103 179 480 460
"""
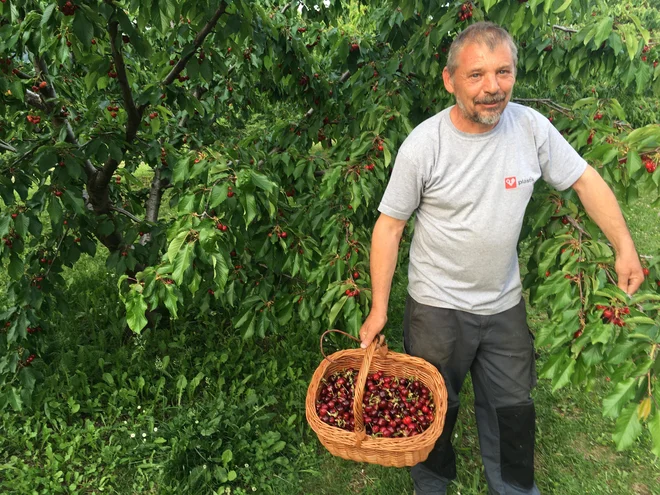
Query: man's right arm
359 213 408 348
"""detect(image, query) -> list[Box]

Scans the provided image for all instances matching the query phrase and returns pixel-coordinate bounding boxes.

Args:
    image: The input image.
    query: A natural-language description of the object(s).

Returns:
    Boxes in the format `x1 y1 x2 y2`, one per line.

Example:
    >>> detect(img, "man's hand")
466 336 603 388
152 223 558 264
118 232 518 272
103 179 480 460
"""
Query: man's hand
615 250 644 295
359 311 388 349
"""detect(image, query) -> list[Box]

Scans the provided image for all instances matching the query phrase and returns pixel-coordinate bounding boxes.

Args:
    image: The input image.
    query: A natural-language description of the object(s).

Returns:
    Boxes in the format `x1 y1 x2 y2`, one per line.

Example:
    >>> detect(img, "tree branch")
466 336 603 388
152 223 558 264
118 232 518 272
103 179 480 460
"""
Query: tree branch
567 216 591 239
161 2 228 88
513 97 572 117
0 139 17 153
140 167 167 245
280 2 292 14
25 89 47 110
13 68 31 80
111 205 142 223
108 17 141 141
303 71 351 119
553 25 578 33
33 57 98 178
178 86 206 128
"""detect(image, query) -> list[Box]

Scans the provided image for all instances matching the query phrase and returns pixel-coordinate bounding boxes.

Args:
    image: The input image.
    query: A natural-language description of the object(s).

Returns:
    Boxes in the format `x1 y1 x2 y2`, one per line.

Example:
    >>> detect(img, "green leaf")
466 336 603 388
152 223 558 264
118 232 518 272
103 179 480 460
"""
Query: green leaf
593 17 613 48
167 230 189 264
328 296 348 327
172 241 194 285
0 216 9 238
346 304 362 336
48 196 63 227
222 449 233 465
125 292 148 333
383 145 392 168
602 378 637 418
650 412 660 457
72 10 93 46
250 170 276 192
551 357 576 392
6 388 23 412
613 403 643 451
41 3 56 26
172 158 190 185
212 254 229 290
8 255 23 280
209 183 230 208
243 192 258 227
622 25 640 61
243 315 256 339
163 285 179 319
176 374 187 406
626 150 642 176
553 0 572 14
102 372 114 386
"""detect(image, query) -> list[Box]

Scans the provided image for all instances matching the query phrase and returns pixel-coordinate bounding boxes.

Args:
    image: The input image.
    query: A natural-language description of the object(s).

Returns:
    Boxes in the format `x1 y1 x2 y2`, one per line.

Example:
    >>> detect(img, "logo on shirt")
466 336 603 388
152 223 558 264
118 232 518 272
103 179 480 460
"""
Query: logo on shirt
505 176 535 189
504 177 517 189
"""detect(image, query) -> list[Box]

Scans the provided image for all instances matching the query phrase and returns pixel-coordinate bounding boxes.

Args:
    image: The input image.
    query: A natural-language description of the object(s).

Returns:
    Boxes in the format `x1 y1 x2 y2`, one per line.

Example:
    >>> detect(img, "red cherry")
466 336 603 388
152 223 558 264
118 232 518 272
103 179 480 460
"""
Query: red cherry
643 268 650 276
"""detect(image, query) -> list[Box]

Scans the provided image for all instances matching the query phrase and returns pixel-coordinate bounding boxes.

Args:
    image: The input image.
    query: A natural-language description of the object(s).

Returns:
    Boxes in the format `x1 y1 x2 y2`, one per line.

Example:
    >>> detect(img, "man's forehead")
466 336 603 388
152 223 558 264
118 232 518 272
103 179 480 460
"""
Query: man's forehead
456 41 514 67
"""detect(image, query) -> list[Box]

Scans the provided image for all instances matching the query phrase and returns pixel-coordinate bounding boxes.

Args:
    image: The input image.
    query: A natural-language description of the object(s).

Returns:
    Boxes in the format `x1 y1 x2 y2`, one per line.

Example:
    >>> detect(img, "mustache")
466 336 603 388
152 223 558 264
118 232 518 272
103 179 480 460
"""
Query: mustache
475 94 506 104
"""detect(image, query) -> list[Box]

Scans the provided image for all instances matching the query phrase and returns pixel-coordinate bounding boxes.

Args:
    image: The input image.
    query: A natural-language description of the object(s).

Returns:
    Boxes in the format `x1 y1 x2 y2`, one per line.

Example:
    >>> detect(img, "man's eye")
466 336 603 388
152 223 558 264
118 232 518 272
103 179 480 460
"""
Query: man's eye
470 73 480 78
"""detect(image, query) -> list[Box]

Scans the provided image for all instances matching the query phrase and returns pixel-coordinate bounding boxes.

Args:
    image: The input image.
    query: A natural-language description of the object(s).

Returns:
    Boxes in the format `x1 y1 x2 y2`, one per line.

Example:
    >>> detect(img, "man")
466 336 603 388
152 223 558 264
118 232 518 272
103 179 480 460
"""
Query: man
358 22 644 495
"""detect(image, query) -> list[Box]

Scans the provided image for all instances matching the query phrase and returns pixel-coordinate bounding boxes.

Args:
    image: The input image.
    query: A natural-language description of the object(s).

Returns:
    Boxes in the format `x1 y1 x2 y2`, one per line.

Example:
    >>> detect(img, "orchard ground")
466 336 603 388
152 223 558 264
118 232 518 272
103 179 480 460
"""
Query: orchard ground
0 180 659 494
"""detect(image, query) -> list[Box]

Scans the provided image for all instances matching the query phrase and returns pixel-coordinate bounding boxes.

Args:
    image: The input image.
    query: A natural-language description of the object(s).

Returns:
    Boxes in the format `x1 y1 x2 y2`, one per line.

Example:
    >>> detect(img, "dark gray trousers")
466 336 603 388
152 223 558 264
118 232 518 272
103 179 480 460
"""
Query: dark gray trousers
404 296 541 495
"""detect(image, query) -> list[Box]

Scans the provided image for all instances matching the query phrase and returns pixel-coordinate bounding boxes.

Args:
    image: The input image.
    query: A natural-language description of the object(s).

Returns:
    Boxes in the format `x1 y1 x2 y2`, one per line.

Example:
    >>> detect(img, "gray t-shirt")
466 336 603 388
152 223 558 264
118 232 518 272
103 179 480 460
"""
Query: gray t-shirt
378 102 587 315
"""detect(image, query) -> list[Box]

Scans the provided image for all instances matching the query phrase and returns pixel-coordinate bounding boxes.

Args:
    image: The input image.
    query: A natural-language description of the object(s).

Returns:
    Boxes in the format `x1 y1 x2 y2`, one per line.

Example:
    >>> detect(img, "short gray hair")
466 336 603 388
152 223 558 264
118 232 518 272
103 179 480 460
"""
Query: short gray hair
446 22 518 76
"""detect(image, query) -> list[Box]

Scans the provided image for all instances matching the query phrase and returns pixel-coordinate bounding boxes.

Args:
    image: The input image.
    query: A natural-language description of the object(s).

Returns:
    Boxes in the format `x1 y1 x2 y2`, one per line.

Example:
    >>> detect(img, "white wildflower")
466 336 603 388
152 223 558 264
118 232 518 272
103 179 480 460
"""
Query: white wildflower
130 433 135 438
142 432 147 438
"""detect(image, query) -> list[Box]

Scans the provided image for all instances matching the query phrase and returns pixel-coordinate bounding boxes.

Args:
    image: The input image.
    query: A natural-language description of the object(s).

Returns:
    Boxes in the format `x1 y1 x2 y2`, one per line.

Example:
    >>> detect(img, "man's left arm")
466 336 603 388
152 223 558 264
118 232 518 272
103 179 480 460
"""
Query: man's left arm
571 164 644 295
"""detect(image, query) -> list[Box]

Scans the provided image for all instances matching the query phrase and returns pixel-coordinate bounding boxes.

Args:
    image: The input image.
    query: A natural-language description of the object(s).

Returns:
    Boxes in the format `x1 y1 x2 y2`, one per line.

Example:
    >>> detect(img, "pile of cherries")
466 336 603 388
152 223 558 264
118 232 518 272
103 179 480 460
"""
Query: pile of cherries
316 368 436 438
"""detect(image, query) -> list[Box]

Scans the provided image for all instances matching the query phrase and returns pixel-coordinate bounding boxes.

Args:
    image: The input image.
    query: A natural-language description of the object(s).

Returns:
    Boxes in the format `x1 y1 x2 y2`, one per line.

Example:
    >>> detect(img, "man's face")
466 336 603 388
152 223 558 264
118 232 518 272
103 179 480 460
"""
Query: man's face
442 41 516 133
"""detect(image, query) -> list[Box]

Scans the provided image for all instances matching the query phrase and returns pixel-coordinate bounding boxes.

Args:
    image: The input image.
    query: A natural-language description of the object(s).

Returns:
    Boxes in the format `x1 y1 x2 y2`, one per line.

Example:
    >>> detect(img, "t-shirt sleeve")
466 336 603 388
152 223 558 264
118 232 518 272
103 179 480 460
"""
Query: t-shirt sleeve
537 117 588 191
377 150 425 220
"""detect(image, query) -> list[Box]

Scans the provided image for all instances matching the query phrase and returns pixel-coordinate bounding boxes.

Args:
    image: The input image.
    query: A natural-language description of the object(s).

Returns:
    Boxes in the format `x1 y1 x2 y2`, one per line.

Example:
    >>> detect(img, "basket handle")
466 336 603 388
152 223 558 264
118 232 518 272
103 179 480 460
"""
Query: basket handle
353 333 387 447
319 329 361 363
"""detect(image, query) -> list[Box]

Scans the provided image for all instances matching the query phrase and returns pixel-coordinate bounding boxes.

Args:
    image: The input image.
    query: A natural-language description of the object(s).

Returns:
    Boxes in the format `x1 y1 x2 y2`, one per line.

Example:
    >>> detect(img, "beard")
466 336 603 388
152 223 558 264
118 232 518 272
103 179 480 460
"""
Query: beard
456 94 507 126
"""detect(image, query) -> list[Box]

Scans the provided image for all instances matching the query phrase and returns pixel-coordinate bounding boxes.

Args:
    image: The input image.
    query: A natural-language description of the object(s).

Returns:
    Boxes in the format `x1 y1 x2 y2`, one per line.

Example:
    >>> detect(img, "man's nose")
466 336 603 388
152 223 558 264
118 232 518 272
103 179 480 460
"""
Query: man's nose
483 73 500 94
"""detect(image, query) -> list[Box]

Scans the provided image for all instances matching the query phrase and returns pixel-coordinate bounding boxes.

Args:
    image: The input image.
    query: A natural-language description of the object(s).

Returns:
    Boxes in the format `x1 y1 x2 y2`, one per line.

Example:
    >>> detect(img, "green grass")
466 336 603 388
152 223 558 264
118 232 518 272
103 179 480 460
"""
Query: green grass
1 194 659 494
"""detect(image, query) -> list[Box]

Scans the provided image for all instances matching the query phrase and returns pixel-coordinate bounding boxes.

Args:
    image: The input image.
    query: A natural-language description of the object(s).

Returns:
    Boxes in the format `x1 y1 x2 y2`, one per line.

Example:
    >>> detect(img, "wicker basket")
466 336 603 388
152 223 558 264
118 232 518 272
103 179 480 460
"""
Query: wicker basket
305 330 448 467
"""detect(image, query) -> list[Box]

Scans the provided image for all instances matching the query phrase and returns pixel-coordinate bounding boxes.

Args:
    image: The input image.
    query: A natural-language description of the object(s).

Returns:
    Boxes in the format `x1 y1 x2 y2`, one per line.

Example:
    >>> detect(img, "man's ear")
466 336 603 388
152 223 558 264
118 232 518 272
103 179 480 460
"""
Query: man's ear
442 67 454 94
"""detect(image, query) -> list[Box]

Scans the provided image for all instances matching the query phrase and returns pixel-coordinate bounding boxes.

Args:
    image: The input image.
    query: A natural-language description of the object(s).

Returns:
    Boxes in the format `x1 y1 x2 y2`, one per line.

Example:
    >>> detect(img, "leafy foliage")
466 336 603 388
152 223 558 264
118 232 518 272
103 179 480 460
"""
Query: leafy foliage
1 0 660 454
